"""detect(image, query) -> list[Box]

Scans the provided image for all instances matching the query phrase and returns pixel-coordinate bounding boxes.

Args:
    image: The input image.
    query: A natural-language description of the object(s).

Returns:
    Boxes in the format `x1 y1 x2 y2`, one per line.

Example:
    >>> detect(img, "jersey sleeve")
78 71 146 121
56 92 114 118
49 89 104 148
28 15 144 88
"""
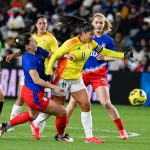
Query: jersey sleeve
45 41 69 75
49 35 58 52
92 40 124 59
23 56 37 72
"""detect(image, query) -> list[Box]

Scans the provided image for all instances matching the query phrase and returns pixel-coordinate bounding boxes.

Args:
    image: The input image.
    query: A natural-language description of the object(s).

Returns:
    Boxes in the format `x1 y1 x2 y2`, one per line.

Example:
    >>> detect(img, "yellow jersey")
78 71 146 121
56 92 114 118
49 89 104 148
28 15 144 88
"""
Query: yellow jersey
32 31 58 69
46 36 124 79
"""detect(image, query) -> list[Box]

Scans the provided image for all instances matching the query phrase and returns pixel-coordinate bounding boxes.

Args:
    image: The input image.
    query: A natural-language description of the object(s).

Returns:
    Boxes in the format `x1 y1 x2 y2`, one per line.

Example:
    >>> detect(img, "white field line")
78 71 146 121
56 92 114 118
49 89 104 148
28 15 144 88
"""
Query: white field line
4 125 139 139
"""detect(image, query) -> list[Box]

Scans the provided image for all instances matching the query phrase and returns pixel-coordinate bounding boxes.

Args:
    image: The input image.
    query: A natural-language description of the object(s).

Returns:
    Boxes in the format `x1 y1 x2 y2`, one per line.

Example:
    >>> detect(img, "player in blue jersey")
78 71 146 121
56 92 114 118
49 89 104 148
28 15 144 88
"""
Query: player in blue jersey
66 13 128 140
0 33 72 142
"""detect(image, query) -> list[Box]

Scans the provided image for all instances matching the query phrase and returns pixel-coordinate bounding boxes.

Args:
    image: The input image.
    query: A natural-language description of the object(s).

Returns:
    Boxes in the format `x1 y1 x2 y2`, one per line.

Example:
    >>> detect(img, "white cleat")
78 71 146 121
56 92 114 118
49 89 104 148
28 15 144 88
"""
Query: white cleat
38 121 46 133
7 127 14 132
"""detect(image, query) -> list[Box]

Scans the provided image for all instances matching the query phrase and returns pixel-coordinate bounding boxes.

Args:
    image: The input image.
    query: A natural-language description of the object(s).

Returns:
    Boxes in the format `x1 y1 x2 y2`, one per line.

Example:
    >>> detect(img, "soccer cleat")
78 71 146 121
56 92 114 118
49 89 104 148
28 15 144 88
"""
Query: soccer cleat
54 133 74 142
0 123 7 136
30 122 40 140
38 121 46 133
7 127 14 132
118 130 128 140
85 136 105 143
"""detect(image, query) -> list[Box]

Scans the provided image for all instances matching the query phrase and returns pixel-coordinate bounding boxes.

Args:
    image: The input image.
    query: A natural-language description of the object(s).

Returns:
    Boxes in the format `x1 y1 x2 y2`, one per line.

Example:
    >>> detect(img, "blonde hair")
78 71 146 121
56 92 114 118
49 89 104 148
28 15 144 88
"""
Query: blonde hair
91 13 112 33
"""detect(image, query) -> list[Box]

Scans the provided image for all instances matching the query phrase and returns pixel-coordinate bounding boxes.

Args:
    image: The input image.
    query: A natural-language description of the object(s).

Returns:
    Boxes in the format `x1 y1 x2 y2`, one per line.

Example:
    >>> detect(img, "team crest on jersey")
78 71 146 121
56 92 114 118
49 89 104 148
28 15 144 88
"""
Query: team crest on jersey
86 44 90 49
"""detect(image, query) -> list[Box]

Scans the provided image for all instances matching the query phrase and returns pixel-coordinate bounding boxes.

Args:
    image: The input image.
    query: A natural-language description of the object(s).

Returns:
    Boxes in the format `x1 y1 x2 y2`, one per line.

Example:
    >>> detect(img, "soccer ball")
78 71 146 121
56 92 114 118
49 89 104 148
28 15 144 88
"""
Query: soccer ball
129 89 147 106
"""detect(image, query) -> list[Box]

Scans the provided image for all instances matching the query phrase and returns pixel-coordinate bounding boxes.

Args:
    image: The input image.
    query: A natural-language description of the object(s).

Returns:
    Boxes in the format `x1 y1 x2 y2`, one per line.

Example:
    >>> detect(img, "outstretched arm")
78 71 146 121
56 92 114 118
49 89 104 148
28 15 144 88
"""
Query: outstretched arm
6 51 22 63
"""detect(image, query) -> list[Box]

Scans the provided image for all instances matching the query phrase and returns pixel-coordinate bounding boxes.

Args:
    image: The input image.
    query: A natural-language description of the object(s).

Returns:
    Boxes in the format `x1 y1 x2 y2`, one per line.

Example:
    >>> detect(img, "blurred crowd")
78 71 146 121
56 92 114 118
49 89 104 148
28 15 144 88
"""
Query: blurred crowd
0 0 150 72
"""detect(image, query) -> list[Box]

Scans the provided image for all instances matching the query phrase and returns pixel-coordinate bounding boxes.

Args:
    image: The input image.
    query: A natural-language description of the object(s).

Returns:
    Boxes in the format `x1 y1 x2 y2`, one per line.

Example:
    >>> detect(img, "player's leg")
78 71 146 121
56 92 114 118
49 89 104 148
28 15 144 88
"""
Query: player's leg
42 99 73 142
95 85 128 140
52 95 73 142
70 78 104 143
66 76 90 123
50 77 74 142
0 107 38 136
7 85 24 132
31 112 48 133
0 85 4 116
66 97 77 123
9 85 24 120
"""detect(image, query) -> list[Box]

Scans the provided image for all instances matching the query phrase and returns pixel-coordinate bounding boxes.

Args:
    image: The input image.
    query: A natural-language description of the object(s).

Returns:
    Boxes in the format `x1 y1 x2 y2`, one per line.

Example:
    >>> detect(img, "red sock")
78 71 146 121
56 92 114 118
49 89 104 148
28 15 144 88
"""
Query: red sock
55 116 67 135
10 112 33 127
114 118 124 131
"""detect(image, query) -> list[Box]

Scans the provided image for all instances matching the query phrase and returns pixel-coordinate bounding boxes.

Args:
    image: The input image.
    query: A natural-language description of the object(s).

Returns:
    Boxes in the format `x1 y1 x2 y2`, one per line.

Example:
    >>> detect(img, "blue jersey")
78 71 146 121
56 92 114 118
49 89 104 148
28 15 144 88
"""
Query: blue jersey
22 47 49 91
83 34 116 77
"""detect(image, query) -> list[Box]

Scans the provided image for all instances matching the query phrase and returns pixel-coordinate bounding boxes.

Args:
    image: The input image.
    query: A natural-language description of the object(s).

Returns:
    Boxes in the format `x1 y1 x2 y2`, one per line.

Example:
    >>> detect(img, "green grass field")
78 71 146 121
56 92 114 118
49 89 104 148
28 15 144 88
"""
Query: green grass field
0 100 150 150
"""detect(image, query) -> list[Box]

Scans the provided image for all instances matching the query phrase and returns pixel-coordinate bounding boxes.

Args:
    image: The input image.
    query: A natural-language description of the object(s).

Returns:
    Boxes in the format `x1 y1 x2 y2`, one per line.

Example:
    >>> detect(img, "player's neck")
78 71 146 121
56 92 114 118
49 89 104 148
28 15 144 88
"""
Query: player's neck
78 35 86 44
95 31 103 37
36 31 47 36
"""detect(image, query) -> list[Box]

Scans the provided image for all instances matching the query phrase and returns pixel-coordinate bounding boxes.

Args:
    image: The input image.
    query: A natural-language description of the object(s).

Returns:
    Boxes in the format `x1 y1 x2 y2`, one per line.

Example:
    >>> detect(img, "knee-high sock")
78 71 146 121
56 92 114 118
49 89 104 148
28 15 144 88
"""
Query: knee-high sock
32 112 49 126
114 118 124 130
81 111 93 138
10 104 22 119
10 112 33 127
55 116 67 136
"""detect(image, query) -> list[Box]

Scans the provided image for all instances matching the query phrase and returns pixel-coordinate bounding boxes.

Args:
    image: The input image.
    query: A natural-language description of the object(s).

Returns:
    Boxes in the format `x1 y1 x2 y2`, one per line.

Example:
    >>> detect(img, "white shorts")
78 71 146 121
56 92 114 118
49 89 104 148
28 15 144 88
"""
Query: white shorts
52 77 86 97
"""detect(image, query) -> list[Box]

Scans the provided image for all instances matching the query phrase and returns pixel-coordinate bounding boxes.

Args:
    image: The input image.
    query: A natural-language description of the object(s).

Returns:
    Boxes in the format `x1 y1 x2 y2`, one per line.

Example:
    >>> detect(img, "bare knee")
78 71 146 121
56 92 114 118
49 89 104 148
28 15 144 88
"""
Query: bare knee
101 102 112 110
79 103 90 112
57 106 67 117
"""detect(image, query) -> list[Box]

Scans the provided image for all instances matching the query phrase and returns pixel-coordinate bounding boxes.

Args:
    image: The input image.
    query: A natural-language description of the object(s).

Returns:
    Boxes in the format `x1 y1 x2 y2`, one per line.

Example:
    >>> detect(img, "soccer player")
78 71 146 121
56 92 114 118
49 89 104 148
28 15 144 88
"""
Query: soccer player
0 33 72 142
45 14 133 143
7 15 58 132
66 13 128 140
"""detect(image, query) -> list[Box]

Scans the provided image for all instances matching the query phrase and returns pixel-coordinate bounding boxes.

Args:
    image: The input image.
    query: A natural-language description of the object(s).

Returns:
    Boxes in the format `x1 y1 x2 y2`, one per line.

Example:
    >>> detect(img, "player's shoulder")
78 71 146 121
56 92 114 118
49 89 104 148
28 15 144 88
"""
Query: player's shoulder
46 31 55 38
65 36 79 48
102 34 114 42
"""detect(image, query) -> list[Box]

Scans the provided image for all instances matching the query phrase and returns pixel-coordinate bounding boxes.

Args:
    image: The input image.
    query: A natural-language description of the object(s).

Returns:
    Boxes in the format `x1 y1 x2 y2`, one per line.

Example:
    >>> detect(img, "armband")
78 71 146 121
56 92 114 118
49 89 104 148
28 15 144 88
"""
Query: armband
93 45 103 54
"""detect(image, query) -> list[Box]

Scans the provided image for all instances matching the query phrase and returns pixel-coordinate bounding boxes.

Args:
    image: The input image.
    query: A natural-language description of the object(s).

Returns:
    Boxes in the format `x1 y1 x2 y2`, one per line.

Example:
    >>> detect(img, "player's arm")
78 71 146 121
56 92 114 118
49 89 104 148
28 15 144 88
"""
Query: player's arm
6 51 22 63
49 35 59 53
92 41 133 59
46 42 69 75
96 54 117 62
29 70 64 94
96 38 117 62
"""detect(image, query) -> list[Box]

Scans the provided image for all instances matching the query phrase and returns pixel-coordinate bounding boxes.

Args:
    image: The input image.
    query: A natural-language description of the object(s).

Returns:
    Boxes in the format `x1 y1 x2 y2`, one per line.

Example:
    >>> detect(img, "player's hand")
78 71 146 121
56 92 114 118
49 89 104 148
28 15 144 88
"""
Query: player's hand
64 54 76 60
53 85 65 94
6 54 15 63
96 54 105 60
124 49 133 59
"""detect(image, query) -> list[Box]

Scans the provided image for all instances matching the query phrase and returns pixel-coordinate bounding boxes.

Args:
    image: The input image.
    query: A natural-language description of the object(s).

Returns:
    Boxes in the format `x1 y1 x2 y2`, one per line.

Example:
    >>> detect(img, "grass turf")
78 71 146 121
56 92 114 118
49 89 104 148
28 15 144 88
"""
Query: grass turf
0 100 150 150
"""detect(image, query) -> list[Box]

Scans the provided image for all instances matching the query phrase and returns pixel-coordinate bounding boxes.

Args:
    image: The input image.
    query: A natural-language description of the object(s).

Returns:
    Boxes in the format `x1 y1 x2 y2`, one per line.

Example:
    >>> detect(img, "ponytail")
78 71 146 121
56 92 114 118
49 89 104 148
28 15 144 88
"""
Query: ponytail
55 14 94 33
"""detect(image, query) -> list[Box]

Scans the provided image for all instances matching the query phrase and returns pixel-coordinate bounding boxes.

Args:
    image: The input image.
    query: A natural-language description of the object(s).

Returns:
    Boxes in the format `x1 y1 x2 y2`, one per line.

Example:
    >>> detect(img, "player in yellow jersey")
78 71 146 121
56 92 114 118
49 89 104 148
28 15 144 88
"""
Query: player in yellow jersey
7 15 58 133
45 14 133 143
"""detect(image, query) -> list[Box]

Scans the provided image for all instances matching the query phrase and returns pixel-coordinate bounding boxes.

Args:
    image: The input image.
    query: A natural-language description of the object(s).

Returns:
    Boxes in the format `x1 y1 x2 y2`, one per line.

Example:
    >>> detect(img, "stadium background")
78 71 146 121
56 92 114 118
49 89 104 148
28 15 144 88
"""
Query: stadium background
0 0 150 106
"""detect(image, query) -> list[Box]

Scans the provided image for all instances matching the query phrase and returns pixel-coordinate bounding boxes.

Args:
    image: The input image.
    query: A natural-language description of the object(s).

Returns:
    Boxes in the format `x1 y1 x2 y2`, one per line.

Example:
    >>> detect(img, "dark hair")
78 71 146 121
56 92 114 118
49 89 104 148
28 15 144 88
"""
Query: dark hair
15 33 32 54
55 14 94 34
31 15 48 34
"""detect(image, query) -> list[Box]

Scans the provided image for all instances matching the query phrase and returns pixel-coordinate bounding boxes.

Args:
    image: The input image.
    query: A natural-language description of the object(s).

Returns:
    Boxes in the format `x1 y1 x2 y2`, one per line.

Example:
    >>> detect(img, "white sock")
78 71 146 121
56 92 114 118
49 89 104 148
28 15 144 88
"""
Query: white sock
32 112 49 126
10 104 22 119
81 111 93 138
